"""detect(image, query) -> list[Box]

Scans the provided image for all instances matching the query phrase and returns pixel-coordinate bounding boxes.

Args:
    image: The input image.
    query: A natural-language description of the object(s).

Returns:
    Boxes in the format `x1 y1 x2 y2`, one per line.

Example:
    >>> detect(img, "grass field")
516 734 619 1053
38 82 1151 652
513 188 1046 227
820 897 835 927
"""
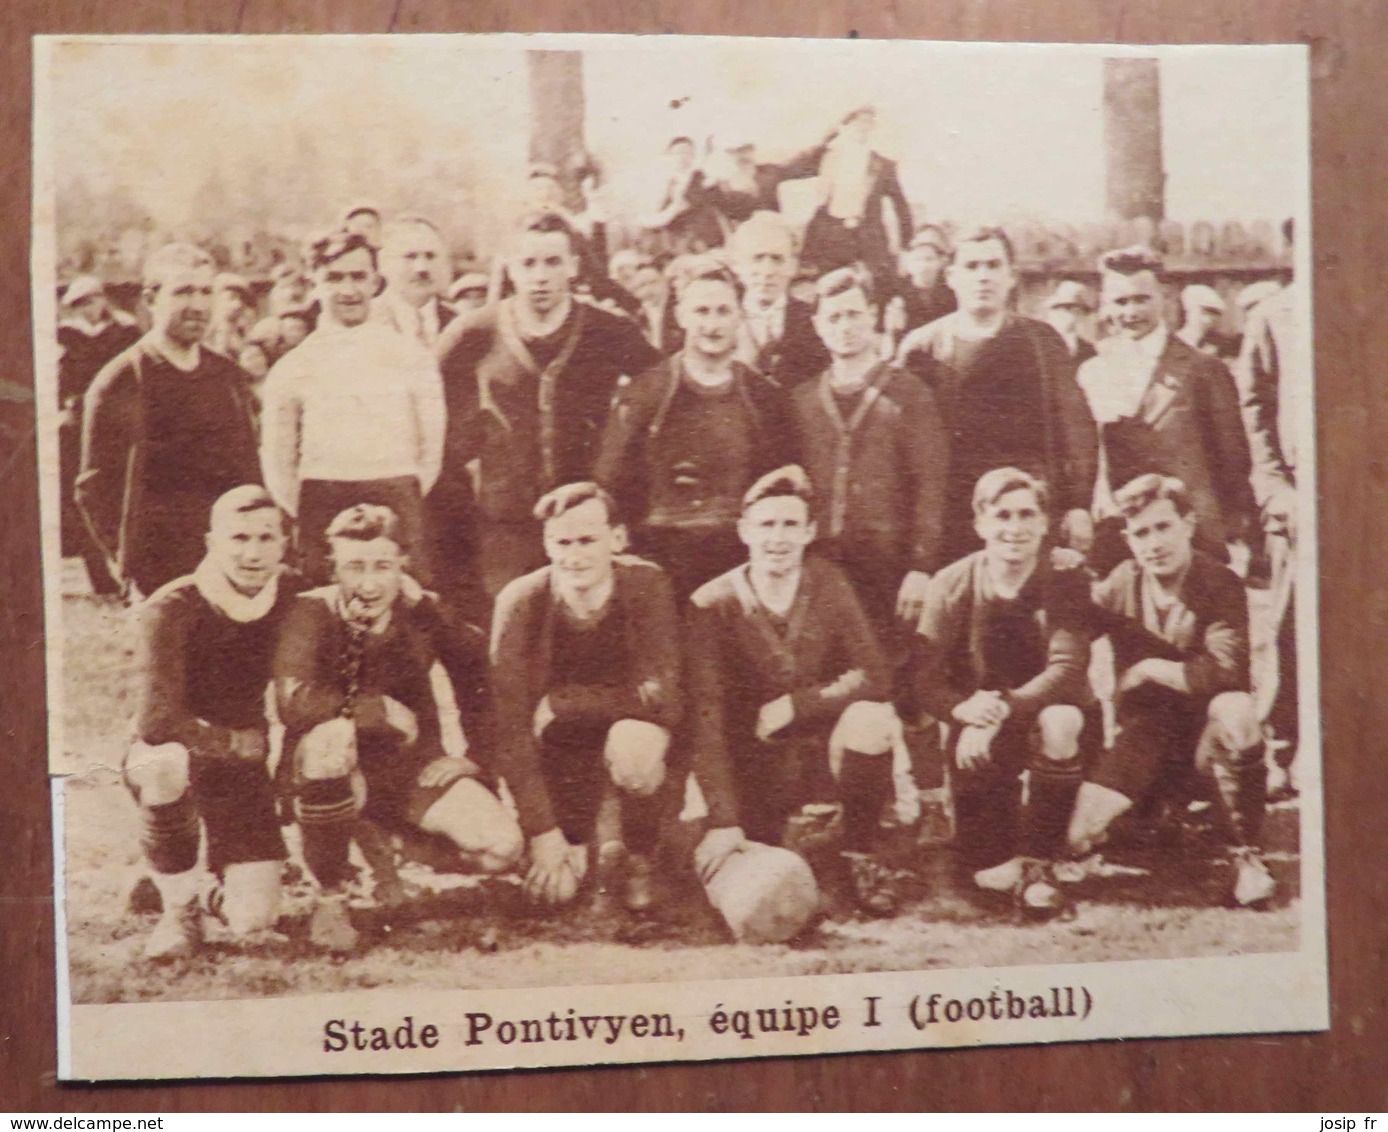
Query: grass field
56 578 1302 1006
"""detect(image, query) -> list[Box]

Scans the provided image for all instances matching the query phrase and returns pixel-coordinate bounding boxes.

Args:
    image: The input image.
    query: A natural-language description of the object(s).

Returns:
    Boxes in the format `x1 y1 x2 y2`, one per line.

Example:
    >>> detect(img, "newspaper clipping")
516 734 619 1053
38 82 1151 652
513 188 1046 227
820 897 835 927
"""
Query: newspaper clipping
30 33 1324 1081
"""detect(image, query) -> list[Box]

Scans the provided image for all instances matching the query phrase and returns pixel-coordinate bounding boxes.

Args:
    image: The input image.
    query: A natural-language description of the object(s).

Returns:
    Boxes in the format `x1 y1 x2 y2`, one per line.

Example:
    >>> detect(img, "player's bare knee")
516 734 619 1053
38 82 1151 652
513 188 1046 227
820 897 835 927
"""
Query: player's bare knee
294 719 358 781
220 860 282 935
1208 691 1259 750
604 719 669 796
1038 705 1084 761
127 741 190 806
832 701 896 757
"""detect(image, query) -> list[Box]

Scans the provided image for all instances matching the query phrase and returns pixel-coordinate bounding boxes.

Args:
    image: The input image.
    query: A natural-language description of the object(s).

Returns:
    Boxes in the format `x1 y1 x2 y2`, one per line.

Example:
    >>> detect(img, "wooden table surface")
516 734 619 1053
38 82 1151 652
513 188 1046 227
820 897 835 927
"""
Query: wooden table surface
2 0 1386 1112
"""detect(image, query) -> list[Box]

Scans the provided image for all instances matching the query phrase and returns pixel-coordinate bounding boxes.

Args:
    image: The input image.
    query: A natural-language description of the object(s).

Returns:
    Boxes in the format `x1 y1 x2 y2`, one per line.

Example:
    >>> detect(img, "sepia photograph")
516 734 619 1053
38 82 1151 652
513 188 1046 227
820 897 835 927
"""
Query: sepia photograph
31 33 1323 1080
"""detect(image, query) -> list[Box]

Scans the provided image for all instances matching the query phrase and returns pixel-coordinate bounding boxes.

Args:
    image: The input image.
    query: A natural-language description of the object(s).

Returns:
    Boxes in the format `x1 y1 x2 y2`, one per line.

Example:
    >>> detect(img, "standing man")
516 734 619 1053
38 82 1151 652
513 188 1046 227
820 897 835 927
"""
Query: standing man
372 215 456 348
205 273 257 361
1175 284 1236 358
277 503 521 952
1067 475 1273 907
1041 279 1097 365
897 226 1097 564
435 211 661 599
596 261 789 602
729 211 830 389
260 229 444 585
125 486 298 959
914 469 1092 912
249 263 314 365
686 467 906 916
77 243 261 598
490 483 682 912
1236 267 1302 792
1077 247 1256 571
56 274 140 595
884 222 956 344
790 265 947 639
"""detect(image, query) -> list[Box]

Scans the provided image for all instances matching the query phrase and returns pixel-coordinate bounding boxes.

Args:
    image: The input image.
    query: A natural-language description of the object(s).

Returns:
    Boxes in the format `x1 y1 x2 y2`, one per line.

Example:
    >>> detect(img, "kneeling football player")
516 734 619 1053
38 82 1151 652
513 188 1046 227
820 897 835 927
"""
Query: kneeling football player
490 482 683 912
914 468 1093 913
686 466 908 918
1067 473 1273 907
275 504 523 952
125 485 298 960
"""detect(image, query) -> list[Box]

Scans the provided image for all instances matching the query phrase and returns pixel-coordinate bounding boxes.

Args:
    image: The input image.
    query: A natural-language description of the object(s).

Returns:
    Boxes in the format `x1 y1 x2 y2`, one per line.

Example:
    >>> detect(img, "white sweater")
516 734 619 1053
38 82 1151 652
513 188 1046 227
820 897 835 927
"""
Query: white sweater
259 320 446 516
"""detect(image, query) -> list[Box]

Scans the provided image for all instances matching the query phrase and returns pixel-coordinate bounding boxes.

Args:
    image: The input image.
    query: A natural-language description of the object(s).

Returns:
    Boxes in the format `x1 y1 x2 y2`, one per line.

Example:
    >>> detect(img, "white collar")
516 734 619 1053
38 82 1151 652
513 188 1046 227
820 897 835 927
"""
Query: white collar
192 558 281 623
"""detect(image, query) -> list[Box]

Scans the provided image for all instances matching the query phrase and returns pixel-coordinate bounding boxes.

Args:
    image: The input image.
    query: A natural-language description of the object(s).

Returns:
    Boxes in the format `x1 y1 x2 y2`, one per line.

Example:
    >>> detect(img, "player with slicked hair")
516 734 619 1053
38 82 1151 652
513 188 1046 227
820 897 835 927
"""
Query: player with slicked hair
685 466 909 918
489 482 683 912
914 467 1093 914
124 485 300 960
275 503 520 952
1067 474 1274 907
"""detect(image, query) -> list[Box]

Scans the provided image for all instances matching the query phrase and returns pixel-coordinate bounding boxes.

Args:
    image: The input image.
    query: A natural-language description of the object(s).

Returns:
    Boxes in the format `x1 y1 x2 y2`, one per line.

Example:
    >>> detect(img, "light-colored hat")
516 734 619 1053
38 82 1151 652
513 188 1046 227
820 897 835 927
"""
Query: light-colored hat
1236 280 1281 312
1181 283 1225 313
61 275 105 308
1046 280 1094 311
447 272 490 302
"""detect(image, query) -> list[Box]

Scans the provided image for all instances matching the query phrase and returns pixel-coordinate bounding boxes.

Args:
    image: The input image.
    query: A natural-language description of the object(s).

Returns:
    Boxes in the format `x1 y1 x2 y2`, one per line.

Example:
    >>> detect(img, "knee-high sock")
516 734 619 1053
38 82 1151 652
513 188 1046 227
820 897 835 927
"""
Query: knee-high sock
140 796 200 876
1023 757 1084 859
952 769 1021 871
295 778 357 891
839 750 893 853
1211 745 1268 848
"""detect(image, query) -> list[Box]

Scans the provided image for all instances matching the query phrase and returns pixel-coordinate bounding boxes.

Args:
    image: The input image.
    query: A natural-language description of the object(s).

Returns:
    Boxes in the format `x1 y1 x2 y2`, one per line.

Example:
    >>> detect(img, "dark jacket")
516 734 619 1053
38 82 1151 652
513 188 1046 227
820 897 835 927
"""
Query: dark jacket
789 362 948 573
1092 551 1250 700
490 557 683 838
743 297 831 390
897 312 1098 543
685 558 889 828
914 552 1092 723
595 355 790 534
1082 333 1257 545
76 339 261 594
782 143 914 275
435 297 661 525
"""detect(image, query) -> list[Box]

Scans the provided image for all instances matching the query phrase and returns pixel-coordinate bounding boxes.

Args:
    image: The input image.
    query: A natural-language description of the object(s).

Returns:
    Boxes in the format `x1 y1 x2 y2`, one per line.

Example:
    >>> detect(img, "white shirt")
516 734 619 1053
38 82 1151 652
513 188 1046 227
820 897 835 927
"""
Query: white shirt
259 319 446 516
374 291 442 346
1077 325 1168 425
738 295 788 364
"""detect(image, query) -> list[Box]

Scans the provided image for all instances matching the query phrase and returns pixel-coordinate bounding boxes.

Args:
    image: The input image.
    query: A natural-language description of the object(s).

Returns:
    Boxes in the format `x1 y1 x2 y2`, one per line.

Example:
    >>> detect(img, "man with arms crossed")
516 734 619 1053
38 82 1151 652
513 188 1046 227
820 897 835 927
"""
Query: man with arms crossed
436 211 661 599
686 467 905 917
1067 474 1274 907
914 468 1092 913
276 504 521 952
125 486 297 960
490 483 682 912
260 230 445 586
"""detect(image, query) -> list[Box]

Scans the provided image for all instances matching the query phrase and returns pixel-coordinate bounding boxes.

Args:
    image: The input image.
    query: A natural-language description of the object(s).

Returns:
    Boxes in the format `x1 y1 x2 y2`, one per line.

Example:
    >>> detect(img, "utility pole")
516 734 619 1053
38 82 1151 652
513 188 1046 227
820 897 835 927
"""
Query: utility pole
526 51 587 210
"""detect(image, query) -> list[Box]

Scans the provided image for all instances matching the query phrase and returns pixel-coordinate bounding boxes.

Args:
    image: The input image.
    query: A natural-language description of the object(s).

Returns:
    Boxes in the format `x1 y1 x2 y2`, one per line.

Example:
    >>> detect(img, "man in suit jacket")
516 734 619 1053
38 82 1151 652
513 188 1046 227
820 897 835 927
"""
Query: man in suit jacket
371 215 457 348
1042 279 1097 365
1078 247 1256 573
728 211 830 389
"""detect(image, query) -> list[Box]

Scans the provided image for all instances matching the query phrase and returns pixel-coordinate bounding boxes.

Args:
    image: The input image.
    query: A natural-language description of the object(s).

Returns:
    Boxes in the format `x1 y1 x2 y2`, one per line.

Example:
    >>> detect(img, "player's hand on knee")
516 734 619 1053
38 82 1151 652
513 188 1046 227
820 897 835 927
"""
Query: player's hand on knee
952 690 1009 729
755 694 795 741
525 827 585 904
695 825 747 883
956 723 998 770
604 719 669 796
416 754 479 789
383 697 419 746
895 570 931 624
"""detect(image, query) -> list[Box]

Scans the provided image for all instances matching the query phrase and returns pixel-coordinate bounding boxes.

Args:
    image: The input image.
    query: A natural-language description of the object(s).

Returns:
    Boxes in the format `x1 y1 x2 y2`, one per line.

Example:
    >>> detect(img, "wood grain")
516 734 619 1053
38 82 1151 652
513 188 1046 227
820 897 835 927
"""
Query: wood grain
2 0 1385 1112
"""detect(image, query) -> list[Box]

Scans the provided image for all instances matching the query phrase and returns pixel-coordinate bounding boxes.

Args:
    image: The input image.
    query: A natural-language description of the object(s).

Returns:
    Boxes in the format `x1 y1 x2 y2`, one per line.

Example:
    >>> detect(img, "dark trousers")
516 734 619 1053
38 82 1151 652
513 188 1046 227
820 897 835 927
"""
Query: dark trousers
298 476 430 587
126 751 285 876
1264 534 1299 757
1090 687 1266 847
539 721 661 855
946 711 1088 872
